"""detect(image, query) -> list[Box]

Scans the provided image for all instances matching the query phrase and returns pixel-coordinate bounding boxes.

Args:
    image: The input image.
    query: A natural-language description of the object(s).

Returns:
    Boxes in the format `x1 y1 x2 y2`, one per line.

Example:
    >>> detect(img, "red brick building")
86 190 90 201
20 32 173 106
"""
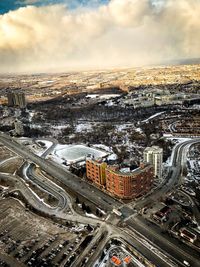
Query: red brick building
86 159 107 186
86 160 154 200
106 164 154 199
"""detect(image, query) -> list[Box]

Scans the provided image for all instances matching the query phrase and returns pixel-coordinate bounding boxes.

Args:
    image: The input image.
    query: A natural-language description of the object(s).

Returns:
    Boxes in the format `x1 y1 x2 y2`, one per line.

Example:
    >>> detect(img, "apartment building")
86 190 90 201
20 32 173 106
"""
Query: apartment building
86 160 154 200
106 164 154 200
7 92 26 108
86 159 107 186
143 146 163 179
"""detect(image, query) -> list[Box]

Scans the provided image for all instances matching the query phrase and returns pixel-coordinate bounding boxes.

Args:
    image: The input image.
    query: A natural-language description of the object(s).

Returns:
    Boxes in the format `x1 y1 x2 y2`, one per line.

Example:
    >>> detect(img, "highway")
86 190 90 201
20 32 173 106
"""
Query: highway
1 132 200 267
127 215 200 267
0 172 104 226
124 139 200 267
0 133 121 213
128 139 200 211
24 162 71 211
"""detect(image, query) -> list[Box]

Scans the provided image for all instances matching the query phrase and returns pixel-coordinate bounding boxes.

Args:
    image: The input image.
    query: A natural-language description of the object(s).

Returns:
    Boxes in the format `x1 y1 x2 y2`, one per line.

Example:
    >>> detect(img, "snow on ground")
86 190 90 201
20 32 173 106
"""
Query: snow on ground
0 185 9 189
135 127 143 133
36 140 53 149
165 137 192 166
31 147 44 157
72 224 85 231
93 144 112 152
107 154 118 161
51 125 70 130
54 144 70 150
54 144 109 163
76 123 93 133
188 160 195 170
86 94 120 99
30 124 42 129
141 111 165 123
17 137 32 144
28 111 35 122
97 208 106 215
164 156 171 167
85 212 98 219
47 155 65 165
115 123 133 131
22 164 31 180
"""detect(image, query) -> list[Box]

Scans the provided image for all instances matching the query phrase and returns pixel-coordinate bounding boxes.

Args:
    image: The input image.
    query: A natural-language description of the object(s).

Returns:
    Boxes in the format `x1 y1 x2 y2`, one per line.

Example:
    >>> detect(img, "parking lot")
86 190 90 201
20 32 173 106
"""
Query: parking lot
0 198 93 267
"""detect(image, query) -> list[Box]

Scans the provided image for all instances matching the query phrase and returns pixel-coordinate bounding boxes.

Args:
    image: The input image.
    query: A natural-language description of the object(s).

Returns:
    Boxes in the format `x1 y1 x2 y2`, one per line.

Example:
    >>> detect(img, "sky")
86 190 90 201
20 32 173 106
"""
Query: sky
0 0 200 73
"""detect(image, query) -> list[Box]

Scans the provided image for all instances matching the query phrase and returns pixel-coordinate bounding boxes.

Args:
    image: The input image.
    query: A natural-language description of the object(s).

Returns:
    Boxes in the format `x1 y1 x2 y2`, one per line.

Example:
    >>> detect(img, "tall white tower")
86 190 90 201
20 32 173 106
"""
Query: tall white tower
143 146 163 179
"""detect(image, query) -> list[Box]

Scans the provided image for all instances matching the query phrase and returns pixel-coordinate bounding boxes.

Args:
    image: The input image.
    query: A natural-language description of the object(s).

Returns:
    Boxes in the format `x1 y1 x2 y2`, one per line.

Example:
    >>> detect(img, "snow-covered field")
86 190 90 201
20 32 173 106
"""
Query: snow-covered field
54 144 109 163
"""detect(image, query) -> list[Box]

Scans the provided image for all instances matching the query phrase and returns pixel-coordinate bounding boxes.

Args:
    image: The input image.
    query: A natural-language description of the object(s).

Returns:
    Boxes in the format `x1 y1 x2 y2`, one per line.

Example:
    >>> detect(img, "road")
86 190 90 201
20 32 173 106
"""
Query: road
1 132 200 267
126 139 200 212
25 162 71 211
0 172 104 226
0 133 121 213
123 139 200 267
127 215 200 267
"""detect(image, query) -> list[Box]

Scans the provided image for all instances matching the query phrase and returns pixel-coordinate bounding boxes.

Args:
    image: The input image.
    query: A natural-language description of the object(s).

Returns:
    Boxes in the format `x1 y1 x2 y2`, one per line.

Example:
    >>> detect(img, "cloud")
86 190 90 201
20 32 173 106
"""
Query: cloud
0 0 200 73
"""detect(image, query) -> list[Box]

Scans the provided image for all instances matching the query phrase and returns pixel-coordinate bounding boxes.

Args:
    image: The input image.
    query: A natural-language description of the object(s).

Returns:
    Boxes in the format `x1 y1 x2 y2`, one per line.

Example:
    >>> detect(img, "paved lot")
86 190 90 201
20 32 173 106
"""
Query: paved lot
0 198 93 267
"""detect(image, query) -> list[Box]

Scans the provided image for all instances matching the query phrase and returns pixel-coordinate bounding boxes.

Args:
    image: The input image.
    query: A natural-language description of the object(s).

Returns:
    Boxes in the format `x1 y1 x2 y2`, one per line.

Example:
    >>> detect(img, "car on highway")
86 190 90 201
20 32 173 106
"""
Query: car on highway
183 260 190 266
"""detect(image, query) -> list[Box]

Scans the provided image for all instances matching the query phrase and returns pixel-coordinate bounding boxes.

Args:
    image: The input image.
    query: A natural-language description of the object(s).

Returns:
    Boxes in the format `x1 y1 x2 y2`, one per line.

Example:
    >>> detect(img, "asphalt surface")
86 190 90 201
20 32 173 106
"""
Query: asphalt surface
0 133 121 213
124 139 200 267
127 215 200 267
26 162 70 211
129 139 200 211
1 132 200 267
0 171 103 226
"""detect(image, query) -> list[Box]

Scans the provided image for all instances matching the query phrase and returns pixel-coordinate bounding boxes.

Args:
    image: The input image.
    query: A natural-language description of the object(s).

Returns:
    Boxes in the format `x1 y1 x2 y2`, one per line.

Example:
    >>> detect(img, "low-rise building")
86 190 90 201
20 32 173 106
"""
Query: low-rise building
180 228 197 243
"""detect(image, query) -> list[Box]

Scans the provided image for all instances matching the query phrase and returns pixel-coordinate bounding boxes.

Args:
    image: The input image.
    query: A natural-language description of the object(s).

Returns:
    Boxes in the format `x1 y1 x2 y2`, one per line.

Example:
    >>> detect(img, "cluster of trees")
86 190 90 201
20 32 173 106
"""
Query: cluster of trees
30 95 177 125
75 197 104 217
75 197 91 214
23 125 50 138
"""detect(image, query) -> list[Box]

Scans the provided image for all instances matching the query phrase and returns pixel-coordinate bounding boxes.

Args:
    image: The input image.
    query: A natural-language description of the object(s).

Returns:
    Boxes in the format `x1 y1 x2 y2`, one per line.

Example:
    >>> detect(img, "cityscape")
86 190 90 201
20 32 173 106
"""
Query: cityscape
0 1 200 267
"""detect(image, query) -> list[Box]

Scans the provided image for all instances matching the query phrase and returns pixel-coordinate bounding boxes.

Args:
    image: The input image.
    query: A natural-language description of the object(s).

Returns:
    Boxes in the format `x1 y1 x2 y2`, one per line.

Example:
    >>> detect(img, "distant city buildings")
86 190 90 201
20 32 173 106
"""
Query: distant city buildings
86 159 154 200
122 88 198 108
143 146 163 179
7 92 26 108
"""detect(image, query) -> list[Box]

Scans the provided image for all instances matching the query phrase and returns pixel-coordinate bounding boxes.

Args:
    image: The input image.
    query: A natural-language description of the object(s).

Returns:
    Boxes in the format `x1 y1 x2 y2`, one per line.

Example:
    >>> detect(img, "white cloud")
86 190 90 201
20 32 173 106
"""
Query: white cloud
0 0 200 73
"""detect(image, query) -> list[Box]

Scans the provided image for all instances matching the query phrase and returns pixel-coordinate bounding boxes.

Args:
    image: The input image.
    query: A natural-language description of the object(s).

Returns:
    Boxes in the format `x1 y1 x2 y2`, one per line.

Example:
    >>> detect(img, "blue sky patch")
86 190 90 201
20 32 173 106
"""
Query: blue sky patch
0 0 109 14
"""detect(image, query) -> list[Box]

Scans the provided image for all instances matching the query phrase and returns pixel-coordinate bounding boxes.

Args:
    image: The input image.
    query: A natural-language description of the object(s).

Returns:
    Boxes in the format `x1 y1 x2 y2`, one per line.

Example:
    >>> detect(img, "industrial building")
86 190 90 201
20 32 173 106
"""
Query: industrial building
143 146 163 179
7 92 26 108
86 160 154 200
